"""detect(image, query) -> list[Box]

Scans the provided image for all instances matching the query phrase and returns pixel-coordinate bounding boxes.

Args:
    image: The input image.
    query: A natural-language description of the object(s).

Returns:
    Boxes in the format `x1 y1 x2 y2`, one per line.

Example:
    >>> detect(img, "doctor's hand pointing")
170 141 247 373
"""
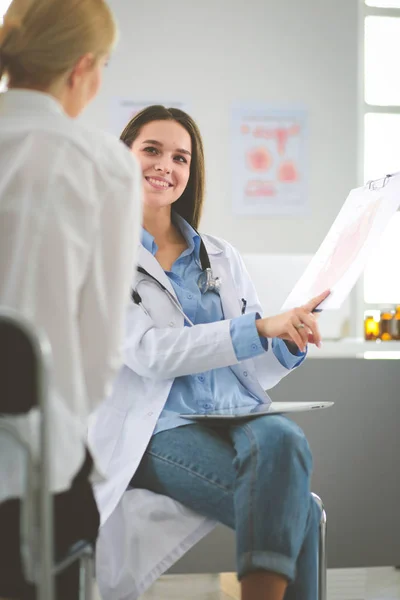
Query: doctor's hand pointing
255 289 330 353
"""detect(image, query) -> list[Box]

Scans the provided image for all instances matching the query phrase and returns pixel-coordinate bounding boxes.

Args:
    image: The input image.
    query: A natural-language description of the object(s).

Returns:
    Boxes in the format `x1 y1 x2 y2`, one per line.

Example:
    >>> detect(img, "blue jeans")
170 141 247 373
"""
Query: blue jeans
131 415 319 600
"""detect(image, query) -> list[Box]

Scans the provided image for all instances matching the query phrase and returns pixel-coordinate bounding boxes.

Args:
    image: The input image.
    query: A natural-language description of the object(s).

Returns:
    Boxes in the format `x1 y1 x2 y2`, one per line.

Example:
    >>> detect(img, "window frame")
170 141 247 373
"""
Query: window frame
353 0 400 337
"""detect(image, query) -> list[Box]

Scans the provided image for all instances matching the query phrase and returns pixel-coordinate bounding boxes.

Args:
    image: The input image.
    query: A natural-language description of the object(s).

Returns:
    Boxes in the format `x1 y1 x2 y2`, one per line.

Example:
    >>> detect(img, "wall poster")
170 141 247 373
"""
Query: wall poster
232 105 308 216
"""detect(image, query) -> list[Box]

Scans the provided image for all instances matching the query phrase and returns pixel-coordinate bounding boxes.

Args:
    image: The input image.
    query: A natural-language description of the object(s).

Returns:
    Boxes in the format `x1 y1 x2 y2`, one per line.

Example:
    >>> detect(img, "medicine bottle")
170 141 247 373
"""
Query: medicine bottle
364 312 379 341
379 307 394 341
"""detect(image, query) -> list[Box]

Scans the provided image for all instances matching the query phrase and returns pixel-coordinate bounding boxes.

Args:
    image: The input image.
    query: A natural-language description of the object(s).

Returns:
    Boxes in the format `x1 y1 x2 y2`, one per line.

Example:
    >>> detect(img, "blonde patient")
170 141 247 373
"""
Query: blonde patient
0 0 141 598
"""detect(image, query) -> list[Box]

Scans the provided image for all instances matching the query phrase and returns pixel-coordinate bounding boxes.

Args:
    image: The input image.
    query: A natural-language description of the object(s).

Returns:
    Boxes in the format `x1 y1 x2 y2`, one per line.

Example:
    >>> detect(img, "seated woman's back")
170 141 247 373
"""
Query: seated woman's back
0 89 141 423
0 0 141 501
0 2 141 596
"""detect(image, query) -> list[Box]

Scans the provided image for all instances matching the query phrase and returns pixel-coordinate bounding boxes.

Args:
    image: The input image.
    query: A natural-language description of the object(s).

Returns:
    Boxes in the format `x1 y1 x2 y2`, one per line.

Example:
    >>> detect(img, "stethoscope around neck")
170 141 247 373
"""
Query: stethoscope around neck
131 234 221 327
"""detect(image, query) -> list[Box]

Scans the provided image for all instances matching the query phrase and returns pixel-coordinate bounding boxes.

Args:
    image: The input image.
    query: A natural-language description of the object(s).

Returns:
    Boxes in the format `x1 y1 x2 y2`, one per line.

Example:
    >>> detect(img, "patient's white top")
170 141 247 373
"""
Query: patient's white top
0 89 141 501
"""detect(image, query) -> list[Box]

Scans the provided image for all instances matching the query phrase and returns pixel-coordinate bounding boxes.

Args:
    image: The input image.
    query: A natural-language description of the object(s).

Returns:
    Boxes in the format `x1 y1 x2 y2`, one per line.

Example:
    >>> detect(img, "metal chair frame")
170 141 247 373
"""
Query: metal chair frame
312 492 327 600
0 308 93 600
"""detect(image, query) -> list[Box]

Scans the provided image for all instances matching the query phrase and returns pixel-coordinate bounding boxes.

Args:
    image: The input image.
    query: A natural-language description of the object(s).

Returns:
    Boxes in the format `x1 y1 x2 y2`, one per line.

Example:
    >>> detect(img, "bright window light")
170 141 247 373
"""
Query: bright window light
0 0 12 92
365 17 400 106
364 213 400 304
0 0 12 22
365 0 400 6
364 113 400 182
363 1 400 311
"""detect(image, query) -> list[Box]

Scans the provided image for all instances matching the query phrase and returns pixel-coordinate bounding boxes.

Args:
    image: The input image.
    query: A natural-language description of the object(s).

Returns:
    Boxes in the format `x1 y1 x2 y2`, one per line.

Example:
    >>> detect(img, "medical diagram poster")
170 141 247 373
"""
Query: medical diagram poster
231 106 308 216
111 99 189 136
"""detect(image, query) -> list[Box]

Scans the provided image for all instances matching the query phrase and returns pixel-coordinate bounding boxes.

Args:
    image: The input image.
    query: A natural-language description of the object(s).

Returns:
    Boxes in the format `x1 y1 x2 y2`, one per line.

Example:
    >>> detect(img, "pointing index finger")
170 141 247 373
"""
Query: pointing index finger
304 289 330 313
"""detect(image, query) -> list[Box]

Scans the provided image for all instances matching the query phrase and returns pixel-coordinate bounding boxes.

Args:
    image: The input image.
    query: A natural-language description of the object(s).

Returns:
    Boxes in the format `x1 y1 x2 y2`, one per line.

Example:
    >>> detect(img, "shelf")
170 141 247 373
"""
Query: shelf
307 338 400 359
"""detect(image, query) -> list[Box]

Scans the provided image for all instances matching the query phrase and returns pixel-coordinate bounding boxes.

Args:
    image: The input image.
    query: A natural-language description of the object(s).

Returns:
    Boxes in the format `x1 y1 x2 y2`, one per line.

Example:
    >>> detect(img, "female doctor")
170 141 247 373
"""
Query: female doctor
89 106 328 600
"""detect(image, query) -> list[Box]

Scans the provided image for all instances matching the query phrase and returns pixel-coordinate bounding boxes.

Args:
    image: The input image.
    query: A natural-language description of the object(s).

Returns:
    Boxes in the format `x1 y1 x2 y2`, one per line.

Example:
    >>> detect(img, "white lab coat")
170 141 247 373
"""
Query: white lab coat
0 89 142 501
89 234 297 600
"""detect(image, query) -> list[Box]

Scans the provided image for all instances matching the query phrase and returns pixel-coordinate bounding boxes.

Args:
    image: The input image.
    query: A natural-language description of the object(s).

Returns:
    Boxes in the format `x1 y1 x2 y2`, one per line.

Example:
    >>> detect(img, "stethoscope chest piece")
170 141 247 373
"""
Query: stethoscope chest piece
197 268 221 295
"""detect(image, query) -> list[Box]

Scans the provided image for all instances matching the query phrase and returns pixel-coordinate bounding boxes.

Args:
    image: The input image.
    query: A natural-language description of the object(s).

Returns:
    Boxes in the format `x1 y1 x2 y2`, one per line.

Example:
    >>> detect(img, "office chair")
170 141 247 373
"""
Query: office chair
0 307 93 600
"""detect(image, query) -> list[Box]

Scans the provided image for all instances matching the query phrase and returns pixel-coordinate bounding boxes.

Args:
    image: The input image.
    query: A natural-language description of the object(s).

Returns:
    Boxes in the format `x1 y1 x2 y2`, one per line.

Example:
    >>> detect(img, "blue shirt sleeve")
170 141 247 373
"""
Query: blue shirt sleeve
272 338 307 369
230 312 267 361
230 313 307 368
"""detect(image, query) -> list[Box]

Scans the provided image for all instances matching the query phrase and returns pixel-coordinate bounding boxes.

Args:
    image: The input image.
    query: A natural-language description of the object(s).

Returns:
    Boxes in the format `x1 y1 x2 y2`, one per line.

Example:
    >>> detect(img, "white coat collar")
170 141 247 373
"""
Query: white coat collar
135 230 223 290
202 235 224 256
135 234 236 313
0 89 65 116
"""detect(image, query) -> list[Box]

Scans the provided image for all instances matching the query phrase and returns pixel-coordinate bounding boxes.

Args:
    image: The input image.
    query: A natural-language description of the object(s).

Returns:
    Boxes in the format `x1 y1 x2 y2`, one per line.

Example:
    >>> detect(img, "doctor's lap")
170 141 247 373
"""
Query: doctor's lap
132 416 319 598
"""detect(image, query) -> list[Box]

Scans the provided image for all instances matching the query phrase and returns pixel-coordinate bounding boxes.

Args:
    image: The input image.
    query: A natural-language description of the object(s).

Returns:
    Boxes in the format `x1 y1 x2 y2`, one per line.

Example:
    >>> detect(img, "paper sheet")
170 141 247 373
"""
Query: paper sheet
281 173 400 311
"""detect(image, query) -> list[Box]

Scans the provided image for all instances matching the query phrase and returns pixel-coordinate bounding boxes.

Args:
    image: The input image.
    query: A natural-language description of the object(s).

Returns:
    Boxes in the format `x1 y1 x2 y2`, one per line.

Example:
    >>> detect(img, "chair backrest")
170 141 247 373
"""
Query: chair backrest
0 307 54 599
0 310 43 414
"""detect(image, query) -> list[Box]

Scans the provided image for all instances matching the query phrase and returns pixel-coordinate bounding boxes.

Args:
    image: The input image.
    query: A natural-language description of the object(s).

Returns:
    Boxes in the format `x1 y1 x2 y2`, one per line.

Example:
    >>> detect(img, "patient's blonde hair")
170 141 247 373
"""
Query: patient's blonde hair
0 0 117 87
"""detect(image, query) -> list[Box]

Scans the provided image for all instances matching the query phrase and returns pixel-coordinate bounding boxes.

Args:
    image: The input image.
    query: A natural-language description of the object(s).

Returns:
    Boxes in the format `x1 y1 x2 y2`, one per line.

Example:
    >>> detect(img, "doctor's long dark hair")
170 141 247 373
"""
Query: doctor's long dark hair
120 105 205 230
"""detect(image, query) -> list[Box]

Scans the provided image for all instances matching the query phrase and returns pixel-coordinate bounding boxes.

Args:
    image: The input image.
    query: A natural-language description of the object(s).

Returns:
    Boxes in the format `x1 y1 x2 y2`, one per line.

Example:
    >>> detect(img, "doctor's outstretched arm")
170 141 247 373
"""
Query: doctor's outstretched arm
123 289 328 382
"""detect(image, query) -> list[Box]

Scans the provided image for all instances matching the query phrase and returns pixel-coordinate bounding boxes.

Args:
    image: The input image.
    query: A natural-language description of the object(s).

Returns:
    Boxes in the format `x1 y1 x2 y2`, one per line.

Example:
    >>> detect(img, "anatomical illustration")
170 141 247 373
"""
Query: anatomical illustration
310 197 383 296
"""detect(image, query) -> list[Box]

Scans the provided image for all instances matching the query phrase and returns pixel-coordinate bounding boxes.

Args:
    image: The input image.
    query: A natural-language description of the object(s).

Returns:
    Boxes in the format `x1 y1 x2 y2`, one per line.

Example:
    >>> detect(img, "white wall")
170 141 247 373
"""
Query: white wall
83 0 359 255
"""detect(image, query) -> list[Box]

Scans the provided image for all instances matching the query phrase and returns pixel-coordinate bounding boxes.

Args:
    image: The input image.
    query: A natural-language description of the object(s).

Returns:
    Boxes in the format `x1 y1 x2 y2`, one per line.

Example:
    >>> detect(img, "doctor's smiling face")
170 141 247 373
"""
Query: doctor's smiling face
130 120 192 210
120 106 205 229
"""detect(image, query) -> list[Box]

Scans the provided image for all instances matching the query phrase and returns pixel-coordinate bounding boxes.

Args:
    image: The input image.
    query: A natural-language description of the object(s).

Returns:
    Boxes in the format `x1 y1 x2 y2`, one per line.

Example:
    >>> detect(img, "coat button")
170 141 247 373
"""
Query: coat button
169 321 175 327
243 371 248 377
147 411 153 416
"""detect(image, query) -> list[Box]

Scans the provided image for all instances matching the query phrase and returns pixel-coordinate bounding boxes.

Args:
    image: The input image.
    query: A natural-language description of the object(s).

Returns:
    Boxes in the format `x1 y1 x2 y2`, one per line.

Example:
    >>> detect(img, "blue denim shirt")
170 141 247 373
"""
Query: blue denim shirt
141 216 305 435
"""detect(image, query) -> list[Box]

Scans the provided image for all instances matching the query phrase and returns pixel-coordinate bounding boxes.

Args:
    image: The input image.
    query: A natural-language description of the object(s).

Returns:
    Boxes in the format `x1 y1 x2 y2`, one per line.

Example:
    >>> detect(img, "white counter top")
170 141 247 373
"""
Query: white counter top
307 338 400 359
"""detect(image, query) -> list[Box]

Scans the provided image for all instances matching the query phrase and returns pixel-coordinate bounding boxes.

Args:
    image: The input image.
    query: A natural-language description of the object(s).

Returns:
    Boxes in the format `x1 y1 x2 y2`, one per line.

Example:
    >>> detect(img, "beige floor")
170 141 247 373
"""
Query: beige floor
5 568 400 600
138 568 400 600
